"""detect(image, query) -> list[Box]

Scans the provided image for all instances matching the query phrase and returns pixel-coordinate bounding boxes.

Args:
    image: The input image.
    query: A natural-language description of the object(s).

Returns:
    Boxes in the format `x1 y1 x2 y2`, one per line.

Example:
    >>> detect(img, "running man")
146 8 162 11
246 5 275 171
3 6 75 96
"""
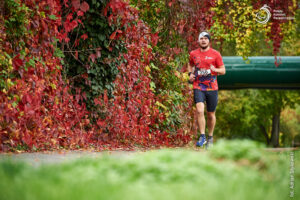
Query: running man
188 31 226 148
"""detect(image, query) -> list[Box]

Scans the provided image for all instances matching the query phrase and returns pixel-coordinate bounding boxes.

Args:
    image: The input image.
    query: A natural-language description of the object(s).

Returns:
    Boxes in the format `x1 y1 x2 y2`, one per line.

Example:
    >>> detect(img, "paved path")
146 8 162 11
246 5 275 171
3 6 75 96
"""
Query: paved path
0 150 137 167
0 147 297 167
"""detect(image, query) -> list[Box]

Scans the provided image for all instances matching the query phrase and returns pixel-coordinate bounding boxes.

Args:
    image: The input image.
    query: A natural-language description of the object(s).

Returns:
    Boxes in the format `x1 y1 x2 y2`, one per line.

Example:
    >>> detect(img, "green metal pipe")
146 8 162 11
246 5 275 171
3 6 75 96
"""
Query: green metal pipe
218 56 300 89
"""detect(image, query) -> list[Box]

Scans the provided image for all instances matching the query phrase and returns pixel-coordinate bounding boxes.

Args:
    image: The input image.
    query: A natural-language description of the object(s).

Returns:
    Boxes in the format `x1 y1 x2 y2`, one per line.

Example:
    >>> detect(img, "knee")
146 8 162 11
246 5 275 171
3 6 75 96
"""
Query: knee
207 112 215 120
196 108 204 116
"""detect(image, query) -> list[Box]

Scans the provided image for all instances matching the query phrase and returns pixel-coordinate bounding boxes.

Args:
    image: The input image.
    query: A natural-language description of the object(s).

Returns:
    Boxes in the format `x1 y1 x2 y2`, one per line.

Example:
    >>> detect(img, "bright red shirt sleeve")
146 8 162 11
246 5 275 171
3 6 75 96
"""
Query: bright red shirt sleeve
215 51 224 68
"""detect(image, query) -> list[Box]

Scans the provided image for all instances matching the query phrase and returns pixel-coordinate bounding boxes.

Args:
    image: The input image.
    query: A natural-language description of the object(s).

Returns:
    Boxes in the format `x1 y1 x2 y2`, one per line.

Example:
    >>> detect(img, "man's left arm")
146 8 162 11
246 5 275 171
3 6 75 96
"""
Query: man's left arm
210 64 226 75
210 52 226 75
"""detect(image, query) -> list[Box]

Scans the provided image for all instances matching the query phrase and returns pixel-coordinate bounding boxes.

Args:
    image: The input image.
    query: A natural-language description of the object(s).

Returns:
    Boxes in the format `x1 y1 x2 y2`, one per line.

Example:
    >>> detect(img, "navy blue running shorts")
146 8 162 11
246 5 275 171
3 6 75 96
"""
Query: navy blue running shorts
193 89 218 112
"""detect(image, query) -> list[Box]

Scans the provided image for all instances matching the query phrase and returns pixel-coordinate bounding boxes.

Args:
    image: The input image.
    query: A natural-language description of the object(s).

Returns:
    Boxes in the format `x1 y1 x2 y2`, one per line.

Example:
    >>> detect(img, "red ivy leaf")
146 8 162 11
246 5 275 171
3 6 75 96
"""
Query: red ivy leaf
151 33 159 46
75 51 78 60
65 37 70 43
89 54 96 63
71 20 78 29
77 10 84 17
22 94 32 104
81 33 88 40
77 19 83 25
74 38 80 47
81 73 88 79
72 0 80 10
12 54 23 70
94 98 102 106
103 5 108 16
22 132 33 147
173 47 181 55
80 1 89 12
109 30 122 40
97 120 105 127
179 23 185 34
57 32 67 42
109 30 117 40
63 0 69 7
64 21 72 32
66 13 73 21
103 91 108 104
96 50 101 58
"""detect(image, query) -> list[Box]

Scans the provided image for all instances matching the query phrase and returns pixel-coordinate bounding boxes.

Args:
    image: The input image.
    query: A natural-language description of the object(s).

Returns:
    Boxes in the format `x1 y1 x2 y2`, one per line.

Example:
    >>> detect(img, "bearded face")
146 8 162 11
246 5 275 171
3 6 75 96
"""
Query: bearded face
199 37 209 50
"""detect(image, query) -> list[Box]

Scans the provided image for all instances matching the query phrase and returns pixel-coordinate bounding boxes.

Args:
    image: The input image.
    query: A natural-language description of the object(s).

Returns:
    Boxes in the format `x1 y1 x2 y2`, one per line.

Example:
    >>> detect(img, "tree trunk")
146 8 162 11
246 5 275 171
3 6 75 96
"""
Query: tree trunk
259 124 270 145
270 112 280 147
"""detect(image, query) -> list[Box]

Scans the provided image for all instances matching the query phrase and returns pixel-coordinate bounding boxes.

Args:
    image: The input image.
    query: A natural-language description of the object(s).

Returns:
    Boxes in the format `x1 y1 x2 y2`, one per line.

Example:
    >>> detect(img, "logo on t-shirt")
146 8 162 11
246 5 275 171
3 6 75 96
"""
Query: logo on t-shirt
205 56 213 60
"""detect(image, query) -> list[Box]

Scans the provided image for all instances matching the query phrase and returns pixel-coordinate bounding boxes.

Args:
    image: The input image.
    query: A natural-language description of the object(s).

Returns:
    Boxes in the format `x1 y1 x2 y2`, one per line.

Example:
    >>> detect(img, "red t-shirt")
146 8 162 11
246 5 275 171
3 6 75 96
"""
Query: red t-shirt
189 48 224 91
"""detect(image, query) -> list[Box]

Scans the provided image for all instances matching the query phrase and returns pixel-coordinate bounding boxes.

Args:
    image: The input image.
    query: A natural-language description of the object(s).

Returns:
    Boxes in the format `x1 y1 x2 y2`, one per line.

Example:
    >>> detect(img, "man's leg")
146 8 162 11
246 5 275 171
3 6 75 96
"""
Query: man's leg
194 89 207 147
207 111 216 136
196 102 207 147
206 90 218 136
196 102 205 134
206 91 218 148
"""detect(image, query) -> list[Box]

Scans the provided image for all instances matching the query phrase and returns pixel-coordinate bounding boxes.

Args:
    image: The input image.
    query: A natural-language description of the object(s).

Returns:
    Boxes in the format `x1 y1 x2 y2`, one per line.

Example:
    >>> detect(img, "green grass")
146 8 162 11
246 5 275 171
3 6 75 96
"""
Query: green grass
0 140 299 200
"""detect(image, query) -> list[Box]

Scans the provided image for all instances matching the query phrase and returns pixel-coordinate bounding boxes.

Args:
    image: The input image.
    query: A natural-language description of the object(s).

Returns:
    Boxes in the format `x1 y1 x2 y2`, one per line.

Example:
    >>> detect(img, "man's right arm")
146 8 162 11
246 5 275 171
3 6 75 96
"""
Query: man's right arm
188 63 195 83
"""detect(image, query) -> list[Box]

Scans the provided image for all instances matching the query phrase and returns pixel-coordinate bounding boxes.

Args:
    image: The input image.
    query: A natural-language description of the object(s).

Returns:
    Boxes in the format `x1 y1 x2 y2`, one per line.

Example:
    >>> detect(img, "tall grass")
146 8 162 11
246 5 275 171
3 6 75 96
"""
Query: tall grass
0 140 299 200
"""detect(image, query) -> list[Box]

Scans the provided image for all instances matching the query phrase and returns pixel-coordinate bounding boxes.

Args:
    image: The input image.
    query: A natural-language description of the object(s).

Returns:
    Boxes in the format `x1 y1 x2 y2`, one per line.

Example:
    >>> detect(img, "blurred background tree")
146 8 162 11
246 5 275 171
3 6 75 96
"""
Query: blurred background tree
214 4 300 147
216 90 300 147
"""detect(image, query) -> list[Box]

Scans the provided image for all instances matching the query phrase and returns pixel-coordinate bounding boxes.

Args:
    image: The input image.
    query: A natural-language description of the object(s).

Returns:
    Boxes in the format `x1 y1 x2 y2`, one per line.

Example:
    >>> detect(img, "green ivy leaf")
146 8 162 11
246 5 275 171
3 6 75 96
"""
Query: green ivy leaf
48 15 57 20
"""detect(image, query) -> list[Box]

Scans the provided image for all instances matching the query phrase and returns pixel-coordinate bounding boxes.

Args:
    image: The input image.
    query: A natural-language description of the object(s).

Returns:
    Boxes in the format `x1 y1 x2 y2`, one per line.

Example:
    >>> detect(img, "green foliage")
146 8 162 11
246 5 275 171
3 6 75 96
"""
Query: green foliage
3 0 29 45
130 0 166 33
211 0 298 58
130 0 193 134
278 7 300 56
1 0 29 91
280 104 300 146
211 0 264 58
156 90 184 132
215 90 260 139
0 140 298 200
151 52 190 133
62 0 126 110
0 52 13 91
215 89 300 146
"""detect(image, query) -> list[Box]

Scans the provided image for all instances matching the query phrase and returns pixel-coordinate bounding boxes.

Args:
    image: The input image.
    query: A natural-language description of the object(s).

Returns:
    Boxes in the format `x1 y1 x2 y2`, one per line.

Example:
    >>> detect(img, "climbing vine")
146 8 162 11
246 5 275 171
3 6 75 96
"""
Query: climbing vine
61 0 126 111
212 0 298 62
0 0 91 151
